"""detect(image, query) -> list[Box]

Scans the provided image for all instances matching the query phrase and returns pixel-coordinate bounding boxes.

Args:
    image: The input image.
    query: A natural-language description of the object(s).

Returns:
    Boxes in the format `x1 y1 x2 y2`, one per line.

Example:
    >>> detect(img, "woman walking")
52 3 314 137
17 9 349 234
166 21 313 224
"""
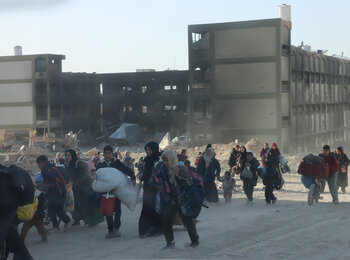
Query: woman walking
152 150 199 249
196 147 221 202
138 142 162 238
335 146 350 193
65 149 103 226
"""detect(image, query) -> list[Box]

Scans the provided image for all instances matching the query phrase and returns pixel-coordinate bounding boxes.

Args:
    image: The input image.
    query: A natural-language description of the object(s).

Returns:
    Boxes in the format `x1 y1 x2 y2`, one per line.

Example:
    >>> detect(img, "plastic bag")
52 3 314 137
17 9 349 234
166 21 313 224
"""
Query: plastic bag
279 154 288 166
241 166 253 179
65 187 75 212
17 197 38 221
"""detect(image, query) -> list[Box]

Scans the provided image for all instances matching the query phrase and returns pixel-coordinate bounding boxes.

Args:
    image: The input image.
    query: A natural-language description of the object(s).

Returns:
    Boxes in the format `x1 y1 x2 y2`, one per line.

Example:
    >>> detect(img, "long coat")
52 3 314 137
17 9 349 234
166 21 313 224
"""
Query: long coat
335 153 350 188
68 160 103 226
196 157 221 202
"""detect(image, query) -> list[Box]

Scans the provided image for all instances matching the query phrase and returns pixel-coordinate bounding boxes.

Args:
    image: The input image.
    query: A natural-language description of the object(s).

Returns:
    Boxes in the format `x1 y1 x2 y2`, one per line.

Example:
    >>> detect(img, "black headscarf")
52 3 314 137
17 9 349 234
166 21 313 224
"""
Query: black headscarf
65 149 77 169
143 142 160 182
338 146 344 154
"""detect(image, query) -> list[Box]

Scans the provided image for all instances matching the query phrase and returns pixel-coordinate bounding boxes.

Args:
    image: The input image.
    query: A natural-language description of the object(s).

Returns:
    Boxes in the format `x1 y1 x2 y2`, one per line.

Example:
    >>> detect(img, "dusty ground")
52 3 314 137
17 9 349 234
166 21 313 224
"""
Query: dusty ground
22 170 350 260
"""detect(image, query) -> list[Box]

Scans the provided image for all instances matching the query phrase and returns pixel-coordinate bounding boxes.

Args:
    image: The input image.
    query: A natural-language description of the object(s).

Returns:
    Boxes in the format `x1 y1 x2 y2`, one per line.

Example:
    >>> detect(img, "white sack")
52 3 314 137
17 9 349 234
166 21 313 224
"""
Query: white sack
279 154 288 166
113 176 141 211
92 167 123 192
92 167 140 211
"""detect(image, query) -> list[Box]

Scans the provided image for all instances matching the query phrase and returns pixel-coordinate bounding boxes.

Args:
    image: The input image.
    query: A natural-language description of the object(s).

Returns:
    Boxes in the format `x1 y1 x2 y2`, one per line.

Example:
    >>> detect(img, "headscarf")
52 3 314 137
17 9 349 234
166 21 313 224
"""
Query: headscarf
144 142 161 162
337 146 344 154
271 143 279 158
162 150 178 185
203 147 214 168
65 149 77 169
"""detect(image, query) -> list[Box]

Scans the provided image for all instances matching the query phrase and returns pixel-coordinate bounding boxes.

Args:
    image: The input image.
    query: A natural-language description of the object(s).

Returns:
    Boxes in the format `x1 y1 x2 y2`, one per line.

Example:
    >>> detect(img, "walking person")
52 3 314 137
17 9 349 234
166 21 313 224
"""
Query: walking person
263 161 277 204
219 171 235 203
65 149 103 227
241 152 259 205
228 145 240 169
138 142 162 238
36 155 71 231
152 150 199 249
20 190 47 242
335 146 350 193
260 143 270 165
320 145 339 204
196 147 221 202
97 145 136 239
123 151 135 171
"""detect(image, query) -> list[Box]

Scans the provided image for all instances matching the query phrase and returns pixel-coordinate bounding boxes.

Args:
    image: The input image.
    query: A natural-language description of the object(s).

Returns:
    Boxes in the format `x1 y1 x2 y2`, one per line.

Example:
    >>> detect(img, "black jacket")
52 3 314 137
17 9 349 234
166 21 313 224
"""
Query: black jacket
241 157 259 186
228 149 239 168
266 149 281 169
196 157 221 181
97 158 135 180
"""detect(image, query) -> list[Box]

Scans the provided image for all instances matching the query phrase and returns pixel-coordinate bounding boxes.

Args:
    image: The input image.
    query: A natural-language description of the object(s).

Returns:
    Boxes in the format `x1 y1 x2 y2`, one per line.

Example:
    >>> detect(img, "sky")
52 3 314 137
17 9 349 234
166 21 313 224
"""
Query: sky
0 0 348 73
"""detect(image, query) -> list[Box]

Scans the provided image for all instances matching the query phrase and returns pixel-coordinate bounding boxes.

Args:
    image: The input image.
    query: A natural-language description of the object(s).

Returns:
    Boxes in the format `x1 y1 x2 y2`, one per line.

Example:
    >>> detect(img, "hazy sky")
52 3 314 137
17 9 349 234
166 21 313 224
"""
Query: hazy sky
0 0 348 73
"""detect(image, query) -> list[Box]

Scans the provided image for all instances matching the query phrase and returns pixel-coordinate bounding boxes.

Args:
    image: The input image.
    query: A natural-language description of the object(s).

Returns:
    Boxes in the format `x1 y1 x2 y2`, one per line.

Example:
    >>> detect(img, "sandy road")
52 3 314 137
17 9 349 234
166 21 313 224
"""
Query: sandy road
24 172 350 260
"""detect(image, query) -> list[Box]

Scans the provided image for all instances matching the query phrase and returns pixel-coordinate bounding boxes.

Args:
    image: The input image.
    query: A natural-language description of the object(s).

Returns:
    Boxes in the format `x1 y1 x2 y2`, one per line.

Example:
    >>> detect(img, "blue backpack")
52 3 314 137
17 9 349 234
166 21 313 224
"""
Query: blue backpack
180 177 205 218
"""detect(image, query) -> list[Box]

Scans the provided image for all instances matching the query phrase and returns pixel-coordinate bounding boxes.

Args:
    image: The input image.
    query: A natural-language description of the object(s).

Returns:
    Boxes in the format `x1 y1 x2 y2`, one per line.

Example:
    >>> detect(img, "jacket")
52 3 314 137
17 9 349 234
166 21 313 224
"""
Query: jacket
320 153 339 175
97 157 136 180
41 163 66 198
266 149 281 169
228 150 239 168
241 157 259 186
196 156 221 181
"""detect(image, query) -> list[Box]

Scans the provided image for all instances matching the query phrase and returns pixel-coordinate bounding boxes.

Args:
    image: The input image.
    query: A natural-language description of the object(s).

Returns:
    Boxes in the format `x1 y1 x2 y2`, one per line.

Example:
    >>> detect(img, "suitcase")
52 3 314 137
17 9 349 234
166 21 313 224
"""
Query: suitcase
297 162 329 179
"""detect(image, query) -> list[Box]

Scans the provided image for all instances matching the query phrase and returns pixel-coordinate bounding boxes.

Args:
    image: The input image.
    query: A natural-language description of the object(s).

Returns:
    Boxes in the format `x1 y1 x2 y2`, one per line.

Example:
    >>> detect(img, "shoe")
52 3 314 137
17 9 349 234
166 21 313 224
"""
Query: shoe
246 200 253 206
272 198 277 204
333 199 339 204
266 201 271 205
72 221 80 227
105 231 116 239
114 229 121 237
162 241 175 250
188 240 199 248
64 219 74 231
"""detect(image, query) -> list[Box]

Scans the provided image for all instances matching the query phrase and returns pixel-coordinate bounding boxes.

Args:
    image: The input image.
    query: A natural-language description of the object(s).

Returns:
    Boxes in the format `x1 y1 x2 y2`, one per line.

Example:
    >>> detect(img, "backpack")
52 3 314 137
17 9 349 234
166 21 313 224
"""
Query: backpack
0 165 35 206
180 177 205 218
17 197 38 221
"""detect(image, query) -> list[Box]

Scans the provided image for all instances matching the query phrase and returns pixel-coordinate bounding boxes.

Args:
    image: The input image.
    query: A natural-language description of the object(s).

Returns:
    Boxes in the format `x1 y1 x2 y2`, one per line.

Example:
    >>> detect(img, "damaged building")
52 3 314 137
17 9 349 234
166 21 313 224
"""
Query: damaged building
1 6 350 151
188 7 350 152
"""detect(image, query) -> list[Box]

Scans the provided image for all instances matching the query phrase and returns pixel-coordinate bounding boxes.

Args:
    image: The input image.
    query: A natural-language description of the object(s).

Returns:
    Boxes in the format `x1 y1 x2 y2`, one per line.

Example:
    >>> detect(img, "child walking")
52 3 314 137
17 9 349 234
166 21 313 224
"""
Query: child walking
21 189 47 242
220 171 235 203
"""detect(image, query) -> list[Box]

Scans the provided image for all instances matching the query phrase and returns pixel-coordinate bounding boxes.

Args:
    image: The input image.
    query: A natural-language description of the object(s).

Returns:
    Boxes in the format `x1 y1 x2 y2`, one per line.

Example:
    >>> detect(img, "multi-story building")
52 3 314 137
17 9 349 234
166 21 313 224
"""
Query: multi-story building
188 16 350 152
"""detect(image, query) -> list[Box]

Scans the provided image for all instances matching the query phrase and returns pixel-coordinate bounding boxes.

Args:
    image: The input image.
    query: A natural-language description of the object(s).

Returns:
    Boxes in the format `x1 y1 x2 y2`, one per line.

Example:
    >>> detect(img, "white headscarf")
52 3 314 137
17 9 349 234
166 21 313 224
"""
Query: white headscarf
203 147 215 168
162 150 178 185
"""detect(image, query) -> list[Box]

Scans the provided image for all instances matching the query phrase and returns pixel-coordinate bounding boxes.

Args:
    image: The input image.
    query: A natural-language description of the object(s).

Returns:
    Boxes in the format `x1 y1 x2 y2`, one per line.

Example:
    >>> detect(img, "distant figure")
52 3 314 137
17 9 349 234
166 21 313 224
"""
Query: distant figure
55 152 62 165
335 146 350 193
177 149 188 162
219 171 235 203
114 147 123 161
228 145 240 169
92 152 101 168
123 151 135 171
260 143 270 165
263 161 277 205
135 157 144 181
195 152 203 166
241 152 259 205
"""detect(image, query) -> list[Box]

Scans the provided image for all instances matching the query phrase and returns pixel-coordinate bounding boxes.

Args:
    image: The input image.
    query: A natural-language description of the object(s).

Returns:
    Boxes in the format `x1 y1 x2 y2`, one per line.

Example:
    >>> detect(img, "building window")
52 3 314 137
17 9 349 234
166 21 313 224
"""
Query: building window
165 105 172 111
100 83 104 95
128 106 133 112
142 86 147 93
122 106 126 112
172 105 177 110
142 106 148 114
35 59 46 72
164 85 171 91
127 87 132 92
172 85 177 90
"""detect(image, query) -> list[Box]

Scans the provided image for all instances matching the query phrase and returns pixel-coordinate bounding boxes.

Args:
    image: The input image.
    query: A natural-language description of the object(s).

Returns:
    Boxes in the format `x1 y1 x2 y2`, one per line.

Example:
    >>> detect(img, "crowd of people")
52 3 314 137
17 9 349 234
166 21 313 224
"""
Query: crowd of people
1 140 349 259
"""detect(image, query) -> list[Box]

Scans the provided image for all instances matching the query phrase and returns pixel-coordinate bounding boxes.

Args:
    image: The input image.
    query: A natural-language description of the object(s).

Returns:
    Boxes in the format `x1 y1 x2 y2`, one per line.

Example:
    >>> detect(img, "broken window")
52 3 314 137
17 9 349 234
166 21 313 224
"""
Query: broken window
122 106 126 112
35 59 46 72
142 106 147 114
165 105 172 111
142 86 147 93
128 106 133 112
172 85 177 90
127 87 132 92
164 85 171 91
172 105 177 110
192 33 202 43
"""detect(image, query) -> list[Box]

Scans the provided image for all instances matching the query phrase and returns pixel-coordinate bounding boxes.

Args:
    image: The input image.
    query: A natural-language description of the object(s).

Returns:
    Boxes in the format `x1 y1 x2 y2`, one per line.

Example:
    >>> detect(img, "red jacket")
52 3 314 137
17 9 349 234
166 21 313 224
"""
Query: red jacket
321 153 339 175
